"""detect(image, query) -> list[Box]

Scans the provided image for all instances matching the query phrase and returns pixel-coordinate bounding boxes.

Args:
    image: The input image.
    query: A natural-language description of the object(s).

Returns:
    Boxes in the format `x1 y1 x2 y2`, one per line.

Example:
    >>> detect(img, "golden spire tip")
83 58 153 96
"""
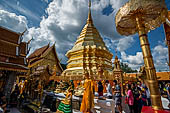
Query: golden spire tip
89 0 91 8
87 0 93 24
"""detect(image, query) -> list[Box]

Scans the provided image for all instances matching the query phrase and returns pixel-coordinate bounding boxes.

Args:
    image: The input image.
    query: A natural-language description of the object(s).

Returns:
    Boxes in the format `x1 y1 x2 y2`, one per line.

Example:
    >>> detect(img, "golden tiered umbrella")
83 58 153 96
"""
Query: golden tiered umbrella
115 0 167 110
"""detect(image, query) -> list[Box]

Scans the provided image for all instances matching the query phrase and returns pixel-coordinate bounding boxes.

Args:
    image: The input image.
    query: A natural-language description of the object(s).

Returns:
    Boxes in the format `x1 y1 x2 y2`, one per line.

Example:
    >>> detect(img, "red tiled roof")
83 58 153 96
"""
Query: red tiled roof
126 72 170 81
156 72 170 81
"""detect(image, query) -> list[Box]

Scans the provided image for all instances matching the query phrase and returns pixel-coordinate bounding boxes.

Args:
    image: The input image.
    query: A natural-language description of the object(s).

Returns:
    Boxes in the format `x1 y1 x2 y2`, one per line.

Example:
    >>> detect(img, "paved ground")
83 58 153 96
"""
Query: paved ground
9 108 21 113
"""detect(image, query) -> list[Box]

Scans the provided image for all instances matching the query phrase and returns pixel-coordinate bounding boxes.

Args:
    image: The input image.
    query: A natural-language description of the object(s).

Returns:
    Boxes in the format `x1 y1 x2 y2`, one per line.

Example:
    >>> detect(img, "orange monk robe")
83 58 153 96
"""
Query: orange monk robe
73 81 78 88
18 82 25 94
109 80 113 87
168 11 170 21
102 80 107 93
38 84 42 91
80 78 94 112
94 81 98 92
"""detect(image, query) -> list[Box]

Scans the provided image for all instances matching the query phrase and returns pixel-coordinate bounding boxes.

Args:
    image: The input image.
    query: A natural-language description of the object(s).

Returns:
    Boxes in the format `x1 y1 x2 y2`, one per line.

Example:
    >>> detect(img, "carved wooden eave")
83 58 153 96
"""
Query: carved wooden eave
27 44 63 71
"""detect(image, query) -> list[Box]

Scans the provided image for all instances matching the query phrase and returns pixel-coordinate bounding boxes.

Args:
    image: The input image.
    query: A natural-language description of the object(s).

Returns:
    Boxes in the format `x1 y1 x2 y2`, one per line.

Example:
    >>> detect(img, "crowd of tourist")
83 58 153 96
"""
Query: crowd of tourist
0 79 169 113
97 80 170 113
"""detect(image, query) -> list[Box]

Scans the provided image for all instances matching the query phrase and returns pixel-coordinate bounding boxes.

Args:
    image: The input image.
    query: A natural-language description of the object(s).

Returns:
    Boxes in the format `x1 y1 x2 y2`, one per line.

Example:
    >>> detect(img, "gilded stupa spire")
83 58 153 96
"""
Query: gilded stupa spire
115 48 118 61
87 0 93 24
62 0 113 78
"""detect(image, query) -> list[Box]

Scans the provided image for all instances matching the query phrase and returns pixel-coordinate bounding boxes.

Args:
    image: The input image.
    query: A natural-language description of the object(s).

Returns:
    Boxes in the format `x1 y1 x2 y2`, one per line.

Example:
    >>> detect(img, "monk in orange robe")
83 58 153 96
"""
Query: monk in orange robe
102 80 107 93
80 70 94 113
94 81 98 92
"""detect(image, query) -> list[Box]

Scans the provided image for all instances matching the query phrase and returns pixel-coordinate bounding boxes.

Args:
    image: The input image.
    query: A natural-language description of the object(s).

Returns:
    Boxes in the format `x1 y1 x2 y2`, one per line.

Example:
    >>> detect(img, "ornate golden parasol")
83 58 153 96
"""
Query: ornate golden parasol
115 0 167 110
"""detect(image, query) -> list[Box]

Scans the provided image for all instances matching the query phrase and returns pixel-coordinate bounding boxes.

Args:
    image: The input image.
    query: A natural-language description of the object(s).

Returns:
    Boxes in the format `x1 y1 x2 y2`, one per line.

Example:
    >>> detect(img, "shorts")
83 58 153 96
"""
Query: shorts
115 97 121 105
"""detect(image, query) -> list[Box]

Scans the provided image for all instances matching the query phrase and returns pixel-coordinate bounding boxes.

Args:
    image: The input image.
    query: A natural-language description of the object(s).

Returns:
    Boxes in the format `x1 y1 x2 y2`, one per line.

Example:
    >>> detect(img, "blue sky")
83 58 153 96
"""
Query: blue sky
0 0 169 71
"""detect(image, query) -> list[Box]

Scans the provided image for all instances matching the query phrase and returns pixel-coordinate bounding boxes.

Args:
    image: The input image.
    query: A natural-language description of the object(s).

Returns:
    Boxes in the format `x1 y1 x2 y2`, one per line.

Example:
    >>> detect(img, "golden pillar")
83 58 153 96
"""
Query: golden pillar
136 15 162 110
115 0 167 110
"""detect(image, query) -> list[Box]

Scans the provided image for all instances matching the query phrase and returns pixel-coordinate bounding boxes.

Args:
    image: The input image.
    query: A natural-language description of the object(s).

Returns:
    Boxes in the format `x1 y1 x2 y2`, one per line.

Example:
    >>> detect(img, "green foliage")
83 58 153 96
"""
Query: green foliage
120 62 138 73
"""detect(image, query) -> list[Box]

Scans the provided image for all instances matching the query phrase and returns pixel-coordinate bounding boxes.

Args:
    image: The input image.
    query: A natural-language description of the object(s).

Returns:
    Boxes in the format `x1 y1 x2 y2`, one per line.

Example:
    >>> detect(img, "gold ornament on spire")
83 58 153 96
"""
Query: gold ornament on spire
87 0 92 24
89 0 91 8
115 48 117 56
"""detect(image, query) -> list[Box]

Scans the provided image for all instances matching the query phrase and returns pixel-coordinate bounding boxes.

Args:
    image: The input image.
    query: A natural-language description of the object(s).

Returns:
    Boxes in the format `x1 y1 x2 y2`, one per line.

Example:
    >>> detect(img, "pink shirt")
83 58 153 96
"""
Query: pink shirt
127 90 134 105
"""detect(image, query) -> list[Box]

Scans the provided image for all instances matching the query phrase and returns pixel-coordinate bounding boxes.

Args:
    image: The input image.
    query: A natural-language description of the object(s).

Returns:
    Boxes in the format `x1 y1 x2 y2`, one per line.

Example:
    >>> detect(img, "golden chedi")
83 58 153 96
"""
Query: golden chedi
61 0 113 79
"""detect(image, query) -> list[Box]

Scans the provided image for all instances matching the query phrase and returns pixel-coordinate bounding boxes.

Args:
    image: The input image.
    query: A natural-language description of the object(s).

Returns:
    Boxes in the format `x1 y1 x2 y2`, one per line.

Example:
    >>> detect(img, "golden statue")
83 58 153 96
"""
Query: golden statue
54 83 62 94
74 81 85 97
52 65 57 76
37 81 43 102
18 80 25 95
56 87 73 113
80 70 94 113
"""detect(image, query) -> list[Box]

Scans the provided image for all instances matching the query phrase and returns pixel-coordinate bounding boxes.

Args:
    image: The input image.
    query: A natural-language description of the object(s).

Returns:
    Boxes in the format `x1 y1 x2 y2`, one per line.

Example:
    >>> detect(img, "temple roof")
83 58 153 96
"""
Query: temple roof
28 44 50 59
0 26 20 45
0 26 28 69
156 72 170 81
27 43 63 71
20 42 27 56
126 72 170 81
0 61 28 72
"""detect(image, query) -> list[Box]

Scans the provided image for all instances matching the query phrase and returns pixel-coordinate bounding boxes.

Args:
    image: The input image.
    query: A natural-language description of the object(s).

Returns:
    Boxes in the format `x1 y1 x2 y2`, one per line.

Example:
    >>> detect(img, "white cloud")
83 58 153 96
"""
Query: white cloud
119 44 169 71
2 0 40 21
43 0 49 3
0 0 168 72
152 45 169 71
117 36 134 52
120 51 143 70
24 0 128 63
0 9 28 33
110 0 128 12
121 52 143 64
17 1 20 6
